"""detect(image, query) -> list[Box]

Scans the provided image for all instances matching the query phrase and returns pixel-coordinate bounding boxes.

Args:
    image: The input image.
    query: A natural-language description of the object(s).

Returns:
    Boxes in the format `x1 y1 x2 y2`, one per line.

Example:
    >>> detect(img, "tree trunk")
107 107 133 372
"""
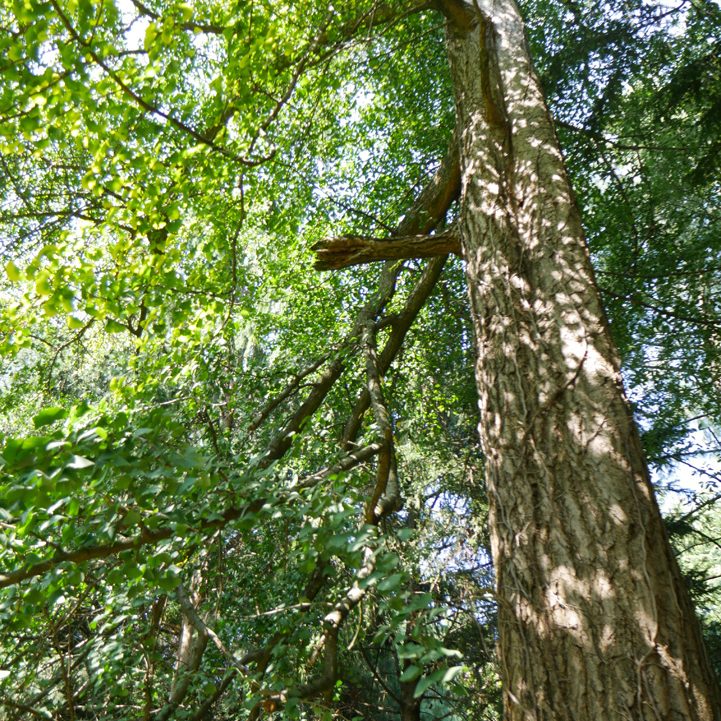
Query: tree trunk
440 0 721 718
399 681 421 721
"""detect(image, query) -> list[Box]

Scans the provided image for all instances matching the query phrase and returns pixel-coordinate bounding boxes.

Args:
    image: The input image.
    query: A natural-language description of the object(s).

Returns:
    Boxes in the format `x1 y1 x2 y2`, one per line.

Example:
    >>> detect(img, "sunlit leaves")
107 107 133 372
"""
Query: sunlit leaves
2 0 718 718
32 406 67 428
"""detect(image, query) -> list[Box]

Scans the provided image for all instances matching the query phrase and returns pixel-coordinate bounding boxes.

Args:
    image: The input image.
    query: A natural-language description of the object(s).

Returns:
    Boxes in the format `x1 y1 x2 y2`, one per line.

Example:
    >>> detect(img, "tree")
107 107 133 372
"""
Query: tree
434 0 720 717
1 0 720 719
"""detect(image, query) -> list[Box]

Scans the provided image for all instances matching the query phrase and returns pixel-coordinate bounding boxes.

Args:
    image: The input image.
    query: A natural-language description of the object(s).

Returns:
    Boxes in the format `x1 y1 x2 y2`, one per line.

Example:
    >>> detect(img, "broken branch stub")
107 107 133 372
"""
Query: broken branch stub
312 228 462 270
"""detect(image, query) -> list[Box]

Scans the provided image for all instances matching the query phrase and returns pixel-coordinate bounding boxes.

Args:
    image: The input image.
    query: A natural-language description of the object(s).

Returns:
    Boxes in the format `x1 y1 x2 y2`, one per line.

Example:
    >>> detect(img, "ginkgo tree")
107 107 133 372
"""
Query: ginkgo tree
1 0 720 720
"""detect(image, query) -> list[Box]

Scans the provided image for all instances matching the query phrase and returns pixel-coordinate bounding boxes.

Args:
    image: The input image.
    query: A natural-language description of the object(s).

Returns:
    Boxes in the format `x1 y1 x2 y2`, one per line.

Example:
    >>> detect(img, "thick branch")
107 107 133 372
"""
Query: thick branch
313 130 461 270
312 228 461 270
434 0 477 32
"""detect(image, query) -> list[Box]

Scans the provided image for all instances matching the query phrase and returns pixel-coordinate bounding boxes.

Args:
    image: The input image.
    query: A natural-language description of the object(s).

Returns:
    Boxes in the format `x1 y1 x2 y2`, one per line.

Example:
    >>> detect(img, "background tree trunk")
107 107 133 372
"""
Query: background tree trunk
441 0 721 718
399 677 421 721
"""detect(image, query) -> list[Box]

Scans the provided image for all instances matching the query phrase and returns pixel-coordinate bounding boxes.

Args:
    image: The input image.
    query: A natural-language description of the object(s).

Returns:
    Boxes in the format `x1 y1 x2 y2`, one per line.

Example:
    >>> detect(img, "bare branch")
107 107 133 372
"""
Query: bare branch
361 319 399 523
313 228 461 270
343 256 447 445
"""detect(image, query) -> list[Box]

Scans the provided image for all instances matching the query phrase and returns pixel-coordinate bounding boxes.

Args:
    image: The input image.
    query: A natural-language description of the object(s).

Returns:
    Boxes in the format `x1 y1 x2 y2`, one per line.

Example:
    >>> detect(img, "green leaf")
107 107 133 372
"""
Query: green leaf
5 260 21 282
439 647 463 659
441 665 465 683
377 572 404 592
412 666 465 699
396 527 414 541
35 272 52 296
33 406 67 428
105 318 127 333
178 2 193 21
396 642 424 660
399 664 423 682
157 571 180 592
413 673 435 699
144 22 159 52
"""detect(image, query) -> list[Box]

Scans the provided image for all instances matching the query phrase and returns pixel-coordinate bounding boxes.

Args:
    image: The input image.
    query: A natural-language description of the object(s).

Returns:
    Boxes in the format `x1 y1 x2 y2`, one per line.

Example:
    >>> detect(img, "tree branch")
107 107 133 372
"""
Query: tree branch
360 318 400 522
343 256 447 447
313 130 461 270
0 445 381 590
312 228 461 270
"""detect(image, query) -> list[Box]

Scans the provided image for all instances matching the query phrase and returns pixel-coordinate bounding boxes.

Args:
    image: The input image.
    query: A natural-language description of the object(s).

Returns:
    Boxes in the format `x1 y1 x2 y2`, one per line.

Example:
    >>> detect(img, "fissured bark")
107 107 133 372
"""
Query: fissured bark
441 0 721 717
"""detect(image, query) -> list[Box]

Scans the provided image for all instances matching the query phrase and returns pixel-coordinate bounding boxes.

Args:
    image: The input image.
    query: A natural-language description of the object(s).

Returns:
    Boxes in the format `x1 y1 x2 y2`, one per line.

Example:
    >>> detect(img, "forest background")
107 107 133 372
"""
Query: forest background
1 0 720 719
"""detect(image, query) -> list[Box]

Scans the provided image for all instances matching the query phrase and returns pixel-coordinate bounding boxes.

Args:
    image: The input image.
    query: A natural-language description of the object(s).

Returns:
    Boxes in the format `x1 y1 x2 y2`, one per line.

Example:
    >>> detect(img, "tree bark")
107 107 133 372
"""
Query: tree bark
312 229 461 270
440 0 721 718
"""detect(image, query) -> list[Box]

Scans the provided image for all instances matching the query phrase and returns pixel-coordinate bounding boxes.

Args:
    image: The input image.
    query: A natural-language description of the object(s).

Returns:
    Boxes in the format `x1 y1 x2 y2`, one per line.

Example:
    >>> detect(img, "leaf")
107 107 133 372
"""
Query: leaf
157 571 180 592
412 665 465 699
35 272 52 296
67 455 94 469
441 665 465 683
105 318 127 333
413 672 437 699
178 2 193 21
396 642 424 660
144 22 159 52
33 406 67 428
399 664 423 682
377 572 404 592
439 647 463 659
5 260 20 282
396 527 414 541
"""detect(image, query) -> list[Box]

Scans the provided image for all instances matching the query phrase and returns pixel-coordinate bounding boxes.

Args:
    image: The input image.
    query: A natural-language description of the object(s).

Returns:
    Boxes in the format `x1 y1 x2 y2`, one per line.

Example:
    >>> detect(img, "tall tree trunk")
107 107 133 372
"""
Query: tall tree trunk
440 0 721 718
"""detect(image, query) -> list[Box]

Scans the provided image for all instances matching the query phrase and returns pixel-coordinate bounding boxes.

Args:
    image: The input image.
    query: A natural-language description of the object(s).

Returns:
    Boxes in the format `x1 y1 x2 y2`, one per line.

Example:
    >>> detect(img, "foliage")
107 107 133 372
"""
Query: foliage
1 0 720 719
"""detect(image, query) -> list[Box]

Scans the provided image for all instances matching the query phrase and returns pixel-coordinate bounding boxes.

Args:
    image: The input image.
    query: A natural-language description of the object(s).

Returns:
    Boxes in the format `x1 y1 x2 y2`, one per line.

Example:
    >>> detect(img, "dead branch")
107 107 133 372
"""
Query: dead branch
313 228 461 270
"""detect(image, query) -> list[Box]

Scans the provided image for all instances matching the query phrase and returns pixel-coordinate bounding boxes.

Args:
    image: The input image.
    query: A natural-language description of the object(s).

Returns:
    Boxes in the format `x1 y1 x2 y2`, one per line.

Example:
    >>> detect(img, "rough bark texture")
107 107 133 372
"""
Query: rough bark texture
312 229 461 269
441 0 721 718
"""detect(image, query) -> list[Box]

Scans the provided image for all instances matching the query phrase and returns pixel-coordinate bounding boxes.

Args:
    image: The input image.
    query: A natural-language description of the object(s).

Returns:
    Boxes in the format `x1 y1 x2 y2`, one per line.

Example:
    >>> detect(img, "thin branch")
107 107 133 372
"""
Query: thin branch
0 443 383 590
602 287 721 331
49 0 267 167
248 354 329 432
1 701 53 721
